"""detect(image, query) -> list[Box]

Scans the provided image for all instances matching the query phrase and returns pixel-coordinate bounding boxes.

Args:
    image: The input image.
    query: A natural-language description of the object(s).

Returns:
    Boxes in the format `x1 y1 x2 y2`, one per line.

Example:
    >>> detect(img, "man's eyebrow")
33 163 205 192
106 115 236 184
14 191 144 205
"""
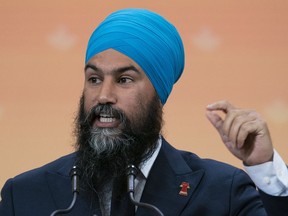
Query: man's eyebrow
84 64 141 74
84 64 98 72
116 65 140 74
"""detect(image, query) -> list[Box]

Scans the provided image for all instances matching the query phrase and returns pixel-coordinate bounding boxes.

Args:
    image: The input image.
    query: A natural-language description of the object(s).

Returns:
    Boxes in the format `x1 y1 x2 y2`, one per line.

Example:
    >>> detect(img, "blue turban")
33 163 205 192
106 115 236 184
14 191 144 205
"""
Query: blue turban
85 8 185 104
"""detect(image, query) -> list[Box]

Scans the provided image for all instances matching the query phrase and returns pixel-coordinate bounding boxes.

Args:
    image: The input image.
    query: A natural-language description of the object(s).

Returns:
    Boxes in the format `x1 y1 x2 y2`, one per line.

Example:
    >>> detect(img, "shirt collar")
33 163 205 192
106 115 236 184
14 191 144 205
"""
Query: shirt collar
139 136 162 179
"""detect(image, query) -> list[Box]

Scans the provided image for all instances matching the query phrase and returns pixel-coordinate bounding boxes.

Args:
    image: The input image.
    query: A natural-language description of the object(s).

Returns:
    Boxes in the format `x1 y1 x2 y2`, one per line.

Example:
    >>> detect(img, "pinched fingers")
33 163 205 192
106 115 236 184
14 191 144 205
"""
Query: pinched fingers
207 101 263 149
207 100 273 164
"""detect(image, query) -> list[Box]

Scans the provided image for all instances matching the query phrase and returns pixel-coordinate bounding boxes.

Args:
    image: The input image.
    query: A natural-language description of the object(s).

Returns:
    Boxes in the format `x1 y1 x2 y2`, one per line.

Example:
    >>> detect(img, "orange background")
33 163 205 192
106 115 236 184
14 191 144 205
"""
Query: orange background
1 0 288 190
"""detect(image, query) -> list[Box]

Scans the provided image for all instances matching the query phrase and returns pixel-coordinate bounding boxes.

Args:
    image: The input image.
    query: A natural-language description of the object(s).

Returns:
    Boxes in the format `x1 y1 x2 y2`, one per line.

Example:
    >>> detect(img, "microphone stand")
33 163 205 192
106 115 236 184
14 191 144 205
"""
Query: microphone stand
50 193 78 216
126 165 164 216
50 166 80 216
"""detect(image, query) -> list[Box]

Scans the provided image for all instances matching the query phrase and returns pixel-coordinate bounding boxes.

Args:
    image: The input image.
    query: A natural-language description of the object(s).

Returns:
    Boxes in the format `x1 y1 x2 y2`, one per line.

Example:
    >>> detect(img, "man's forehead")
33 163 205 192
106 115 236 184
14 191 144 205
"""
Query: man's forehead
85 49 145 74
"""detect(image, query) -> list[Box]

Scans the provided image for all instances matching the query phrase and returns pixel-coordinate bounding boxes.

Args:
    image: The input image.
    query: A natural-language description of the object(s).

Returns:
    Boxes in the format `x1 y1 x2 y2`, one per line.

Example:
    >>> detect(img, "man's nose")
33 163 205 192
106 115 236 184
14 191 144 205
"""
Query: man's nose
97 80 117 104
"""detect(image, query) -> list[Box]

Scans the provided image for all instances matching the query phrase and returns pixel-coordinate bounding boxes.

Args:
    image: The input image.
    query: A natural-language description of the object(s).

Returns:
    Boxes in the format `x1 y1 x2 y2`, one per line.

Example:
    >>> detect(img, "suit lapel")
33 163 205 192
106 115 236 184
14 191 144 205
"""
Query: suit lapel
45 154 101 215
46 171 72 210
137 140 204 216
45 154 75 210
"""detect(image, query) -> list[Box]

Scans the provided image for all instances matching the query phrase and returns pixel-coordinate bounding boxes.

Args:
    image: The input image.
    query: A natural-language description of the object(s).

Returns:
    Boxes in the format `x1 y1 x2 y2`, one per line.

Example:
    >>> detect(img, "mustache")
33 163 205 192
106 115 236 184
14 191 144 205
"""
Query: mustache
83 104 126 126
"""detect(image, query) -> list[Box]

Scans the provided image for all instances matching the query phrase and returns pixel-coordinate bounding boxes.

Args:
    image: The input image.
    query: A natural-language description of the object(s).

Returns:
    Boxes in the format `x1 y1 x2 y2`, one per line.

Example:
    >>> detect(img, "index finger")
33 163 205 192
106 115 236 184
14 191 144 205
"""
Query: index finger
206 100 235 113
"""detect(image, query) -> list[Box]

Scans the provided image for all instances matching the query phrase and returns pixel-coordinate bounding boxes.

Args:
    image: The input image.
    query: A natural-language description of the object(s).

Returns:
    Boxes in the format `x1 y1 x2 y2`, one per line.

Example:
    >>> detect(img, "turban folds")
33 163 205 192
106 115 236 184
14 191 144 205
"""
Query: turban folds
85 8 185 104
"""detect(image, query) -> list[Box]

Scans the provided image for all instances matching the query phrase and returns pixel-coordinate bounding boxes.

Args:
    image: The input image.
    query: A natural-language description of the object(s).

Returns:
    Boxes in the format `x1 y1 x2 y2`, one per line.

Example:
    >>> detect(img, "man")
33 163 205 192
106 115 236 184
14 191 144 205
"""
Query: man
0 8 287 216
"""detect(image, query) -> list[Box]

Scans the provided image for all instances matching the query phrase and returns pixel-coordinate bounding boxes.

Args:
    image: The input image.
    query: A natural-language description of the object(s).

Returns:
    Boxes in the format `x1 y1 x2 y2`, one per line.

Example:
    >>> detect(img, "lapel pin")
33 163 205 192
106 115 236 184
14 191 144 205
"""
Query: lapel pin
179 182 190 196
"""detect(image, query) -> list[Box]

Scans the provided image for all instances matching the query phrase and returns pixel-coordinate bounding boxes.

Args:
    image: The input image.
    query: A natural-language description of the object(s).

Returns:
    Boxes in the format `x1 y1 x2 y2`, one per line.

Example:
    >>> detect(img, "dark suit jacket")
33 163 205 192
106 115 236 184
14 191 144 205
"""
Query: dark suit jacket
0 139 283 215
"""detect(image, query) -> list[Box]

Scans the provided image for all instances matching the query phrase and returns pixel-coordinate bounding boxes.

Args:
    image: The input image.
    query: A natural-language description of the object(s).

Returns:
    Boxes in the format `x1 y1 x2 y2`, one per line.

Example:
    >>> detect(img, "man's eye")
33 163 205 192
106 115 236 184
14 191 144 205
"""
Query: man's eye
88 77 100 84
119 77 132 84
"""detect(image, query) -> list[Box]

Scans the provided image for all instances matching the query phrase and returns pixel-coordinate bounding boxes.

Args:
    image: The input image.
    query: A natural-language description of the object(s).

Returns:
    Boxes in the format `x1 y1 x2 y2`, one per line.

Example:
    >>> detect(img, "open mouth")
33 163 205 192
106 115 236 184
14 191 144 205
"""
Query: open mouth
92 112 121 128
88 104 124 128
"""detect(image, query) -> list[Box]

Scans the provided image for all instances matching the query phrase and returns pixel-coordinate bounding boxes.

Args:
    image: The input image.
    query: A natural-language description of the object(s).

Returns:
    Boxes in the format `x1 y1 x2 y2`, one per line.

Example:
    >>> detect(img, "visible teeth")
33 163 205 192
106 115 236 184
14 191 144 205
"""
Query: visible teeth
99 117 115 123
99 113 115 123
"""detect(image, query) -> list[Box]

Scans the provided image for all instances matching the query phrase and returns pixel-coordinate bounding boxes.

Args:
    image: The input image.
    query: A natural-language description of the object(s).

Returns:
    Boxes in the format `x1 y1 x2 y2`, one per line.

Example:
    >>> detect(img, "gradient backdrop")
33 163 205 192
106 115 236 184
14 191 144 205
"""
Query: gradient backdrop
1 0 288 189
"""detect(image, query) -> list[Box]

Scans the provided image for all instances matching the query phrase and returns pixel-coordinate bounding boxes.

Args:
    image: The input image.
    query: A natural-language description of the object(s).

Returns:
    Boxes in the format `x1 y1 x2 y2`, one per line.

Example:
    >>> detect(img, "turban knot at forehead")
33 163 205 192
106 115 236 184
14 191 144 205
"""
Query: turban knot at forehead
85 8 185 104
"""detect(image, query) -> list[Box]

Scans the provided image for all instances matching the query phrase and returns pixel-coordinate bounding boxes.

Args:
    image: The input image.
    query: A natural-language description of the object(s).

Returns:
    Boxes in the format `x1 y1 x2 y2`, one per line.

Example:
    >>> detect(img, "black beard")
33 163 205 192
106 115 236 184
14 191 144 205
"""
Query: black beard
73 94 163 193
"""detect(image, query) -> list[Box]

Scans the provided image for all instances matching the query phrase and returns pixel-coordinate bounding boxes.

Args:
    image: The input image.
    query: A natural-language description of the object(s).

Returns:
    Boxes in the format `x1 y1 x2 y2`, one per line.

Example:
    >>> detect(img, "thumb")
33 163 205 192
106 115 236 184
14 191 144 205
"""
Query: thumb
206 111 224 132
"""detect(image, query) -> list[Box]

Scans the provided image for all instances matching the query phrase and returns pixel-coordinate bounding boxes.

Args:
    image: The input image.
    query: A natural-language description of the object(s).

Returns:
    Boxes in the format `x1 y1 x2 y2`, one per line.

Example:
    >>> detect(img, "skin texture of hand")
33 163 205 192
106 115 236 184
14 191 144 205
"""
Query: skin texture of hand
206 100 274 166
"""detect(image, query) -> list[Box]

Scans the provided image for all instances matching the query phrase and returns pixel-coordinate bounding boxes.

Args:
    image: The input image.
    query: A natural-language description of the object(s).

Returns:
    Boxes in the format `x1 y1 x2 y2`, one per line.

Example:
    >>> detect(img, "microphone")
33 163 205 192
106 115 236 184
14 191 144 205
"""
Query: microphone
50 166 81 216
126 164 164 216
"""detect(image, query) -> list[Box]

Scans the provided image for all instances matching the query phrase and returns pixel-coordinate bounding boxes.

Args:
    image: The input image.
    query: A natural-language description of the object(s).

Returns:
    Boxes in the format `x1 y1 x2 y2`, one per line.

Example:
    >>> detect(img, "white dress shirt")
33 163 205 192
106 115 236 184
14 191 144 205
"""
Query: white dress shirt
244 149 288 196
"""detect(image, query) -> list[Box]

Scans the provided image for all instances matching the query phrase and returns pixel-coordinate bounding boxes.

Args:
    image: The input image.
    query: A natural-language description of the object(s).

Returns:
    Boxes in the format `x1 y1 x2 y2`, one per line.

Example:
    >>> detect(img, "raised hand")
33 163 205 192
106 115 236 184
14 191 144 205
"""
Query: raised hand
206 100 274 166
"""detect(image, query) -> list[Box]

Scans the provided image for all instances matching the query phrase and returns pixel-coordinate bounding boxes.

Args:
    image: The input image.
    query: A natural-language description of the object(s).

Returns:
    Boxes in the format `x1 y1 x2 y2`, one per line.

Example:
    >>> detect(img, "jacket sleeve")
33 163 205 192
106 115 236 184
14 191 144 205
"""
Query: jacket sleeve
0 179 15 216
259 190 288 216
229 169 268 216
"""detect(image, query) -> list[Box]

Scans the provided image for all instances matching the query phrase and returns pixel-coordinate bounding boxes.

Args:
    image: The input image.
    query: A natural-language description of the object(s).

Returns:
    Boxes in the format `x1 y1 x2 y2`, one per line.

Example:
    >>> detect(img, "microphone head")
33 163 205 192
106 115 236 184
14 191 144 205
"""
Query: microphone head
126 164 139 177
70 166 82 179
